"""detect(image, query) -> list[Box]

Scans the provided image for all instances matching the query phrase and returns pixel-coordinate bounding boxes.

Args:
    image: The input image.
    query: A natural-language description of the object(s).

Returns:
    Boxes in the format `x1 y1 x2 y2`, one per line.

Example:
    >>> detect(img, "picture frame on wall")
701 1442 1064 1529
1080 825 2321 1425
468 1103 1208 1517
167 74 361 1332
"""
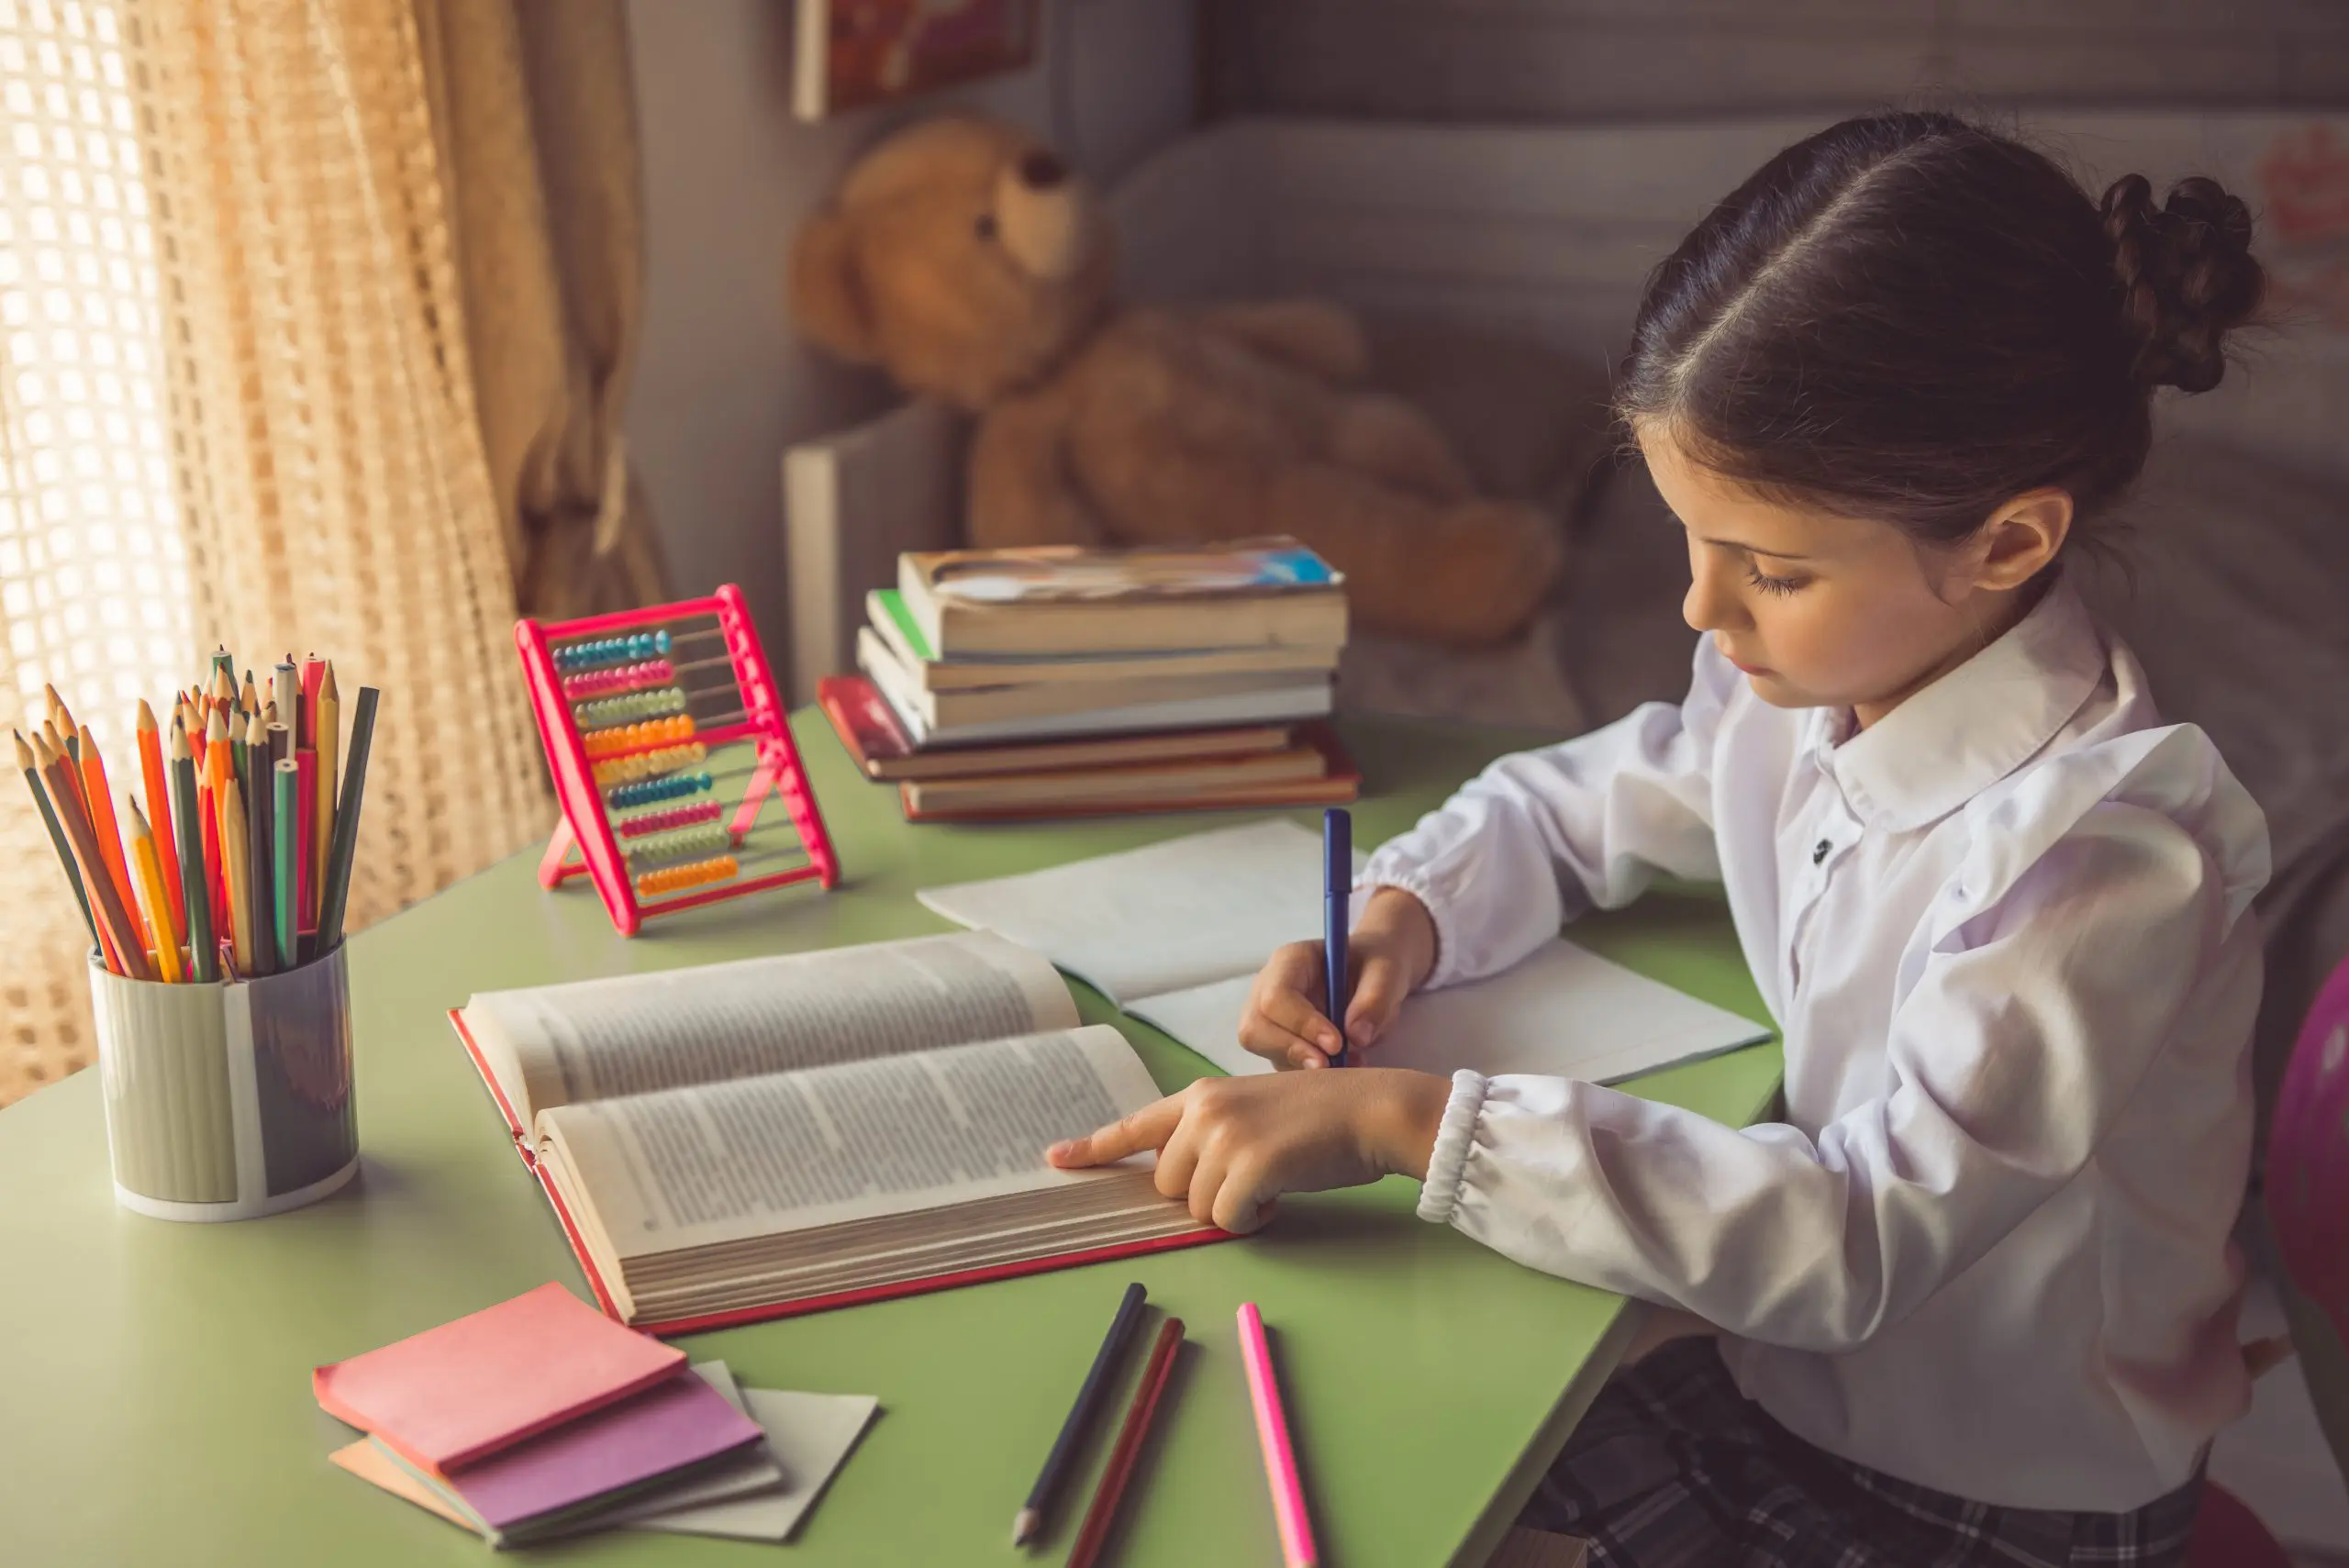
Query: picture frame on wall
794 0 1041 121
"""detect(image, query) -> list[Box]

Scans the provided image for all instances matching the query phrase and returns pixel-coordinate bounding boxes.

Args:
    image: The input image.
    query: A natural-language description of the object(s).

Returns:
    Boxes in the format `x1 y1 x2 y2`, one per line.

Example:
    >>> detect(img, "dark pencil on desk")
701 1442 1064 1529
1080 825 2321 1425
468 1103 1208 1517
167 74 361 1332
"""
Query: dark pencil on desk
1012 1280 1148 1547
1064 1316 1186 1568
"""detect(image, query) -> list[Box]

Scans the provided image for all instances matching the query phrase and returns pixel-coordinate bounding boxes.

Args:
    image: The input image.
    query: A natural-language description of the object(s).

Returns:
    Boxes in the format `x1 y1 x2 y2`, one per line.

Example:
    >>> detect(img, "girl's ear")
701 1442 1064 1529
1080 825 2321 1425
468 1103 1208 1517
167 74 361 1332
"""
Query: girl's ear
787 209 881 363
1971 487 2074 592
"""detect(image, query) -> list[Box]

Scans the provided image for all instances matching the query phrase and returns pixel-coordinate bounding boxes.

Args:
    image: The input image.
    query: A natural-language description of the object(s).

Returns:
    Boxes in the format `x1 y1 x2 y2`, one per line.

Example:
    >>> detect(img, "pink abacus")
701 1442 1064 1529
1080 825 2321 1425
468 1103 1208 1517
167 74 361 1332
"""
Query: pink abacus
516 585 839 935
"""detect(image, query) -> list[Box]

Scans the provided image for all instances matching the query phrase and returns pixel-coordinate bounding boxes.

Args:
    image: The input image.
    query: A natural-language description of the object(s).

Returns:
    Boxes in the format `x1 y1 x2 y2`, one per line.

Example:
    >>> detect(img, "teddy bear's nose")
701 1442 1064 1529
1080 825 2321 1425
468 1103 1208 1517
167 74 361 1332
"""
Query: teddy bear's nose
1018 150 1068 190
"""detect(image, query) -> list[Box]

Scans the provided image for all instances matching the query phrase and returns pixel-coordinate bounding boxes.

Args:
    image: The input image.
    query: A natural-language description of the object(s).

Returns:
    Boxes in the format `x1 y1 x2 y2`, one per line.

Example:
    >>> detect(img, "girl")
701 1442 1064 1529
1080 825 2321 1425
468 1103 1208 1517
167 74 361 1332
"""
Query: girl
1048 112 2273 1566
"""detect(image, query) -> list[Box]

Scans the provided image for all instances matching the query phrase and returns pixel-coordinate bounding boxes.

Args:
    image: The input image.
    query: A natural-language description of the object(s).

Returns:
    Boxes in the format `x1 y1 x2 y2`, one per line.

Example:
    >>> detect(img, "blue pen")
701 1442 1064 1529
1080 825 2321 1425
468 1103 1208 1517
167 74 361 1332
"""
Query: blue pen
1324 807 1351 1067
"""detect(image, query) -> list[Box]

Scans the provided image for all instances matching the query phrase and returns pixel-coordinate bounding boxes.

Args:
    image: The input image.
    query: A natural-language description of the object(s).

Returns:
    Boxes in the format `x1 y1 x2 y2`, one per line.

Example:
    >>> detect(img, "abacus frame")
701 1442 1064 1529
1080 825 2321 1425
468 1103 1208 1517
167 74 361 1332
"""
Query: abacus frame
516 584 840 936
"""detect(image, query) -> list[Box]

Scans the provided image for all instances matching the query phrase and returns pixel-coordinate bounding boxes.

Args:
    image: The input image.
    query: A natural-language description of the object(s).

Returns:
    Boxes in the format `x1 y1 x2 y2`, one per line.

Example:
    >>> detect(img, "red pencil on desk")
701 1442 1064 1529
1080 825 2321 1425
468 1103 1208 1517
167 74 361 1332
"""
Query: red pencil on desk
1064 1316 1184 1568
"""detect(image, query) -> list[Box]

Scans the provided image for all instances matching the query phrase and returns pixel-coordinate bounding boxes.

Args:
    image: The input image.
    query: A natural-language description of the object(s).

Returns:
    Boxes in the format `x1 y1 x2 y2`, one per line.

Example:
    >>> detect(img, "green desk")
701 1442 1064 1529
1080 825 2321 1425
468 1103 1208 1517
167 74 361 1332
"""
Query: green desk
0 714 1780 1568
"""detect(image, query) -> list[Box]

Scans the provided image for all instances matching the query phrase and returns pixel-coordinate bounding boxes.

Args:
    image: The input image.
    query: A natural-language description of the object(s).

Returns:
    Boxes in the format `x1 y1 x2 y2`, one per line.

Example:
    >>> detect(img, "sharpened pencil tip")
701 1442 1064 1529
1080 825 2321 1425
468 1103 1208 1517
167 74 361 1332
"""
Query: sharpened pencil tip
1010 1508 1040 1548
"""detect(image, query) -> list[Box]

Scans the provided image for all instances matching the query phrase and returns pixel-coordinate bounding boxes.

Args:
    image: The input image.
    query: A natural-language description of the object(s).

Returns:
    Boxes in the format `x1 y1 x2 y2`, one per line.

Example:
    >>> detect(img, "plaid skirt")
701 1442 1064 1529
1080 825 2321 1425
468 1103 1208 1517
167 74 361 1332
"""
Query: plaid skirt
1520 1338 2202 1568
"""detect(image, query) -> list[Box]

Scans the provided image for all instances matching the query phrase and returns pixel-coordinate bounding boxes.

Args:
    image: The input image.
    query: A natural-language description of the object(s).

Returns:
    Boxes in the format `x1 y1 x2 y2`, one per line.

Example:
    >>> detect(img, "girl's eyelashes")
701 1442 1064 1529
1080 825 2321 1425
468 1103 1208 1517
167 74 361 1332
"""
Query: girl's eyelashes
1744 562 1809 595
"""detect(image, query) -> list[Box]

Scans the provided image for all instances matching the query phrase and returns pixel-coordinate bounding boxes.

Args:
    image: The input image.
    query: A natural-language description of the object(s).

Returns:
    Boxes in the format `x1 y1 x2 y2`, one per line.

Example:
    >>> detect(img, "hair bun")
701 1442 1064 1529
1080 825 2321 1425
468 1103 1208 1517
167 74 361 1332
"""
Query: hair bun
2100 173 2265 394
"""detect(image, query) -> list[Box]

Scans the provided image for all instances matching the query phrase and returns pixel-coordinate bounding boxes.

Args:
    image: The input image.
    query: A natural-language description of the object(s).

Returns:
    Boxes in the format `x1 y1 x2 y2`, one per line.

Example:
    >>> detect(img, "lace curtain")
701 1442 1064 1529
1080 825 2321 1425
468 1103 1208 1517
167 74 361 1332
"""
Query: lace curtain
1 0 557 1104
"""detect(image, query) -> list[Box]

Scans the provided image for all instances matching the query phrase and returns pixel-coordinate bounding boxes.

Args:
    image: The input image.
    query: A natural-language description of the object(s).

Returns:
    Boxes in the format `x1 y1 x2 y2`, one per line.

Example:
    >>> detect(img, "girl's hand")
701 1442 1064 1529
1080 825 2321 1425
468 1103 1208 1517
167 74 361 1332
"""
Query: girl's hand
1046 1068 1451 1233
1240 886 1440 1070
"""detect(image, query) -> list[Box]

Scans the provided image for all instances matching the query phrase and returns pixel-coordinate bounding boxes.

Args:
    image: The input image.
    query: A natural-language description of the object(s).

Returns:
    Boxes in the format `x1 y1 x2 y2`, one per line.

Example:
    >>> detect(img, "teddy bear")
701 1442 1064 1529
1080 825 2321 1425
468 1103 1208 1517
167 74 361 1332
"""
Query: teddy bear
787 116 1565 646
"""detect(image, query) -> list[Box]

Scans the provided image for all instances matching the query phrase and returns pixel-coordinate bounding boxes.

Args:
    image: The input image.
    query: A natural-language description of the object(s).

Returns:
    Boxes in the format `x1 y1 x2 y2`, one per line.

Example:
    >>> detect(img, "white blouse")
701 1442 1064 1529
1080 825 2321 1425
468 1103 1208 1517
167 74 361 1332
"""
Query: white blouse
1364 578 2270 1512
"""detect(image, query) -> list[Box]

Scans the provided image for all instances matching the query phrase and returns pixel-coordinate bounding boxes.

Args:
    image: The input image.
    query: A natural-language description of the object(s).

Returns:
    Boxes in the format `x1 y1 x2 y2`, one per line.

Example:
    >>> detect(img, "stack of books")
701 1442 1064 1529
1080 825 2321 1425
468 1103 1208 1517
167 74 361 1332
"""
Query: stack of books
317 1284 876 1547
824 538 1359 822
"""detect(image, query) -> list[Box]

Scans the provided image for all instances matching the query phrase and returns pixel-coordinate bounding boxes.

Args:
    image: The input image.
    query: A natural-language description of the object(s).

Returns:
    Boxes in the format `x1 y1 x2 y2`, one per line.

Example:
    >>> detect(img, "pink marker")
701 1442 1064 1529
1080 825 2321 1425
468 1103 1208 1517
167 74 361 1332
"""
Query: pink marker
1237 1302 1319 1567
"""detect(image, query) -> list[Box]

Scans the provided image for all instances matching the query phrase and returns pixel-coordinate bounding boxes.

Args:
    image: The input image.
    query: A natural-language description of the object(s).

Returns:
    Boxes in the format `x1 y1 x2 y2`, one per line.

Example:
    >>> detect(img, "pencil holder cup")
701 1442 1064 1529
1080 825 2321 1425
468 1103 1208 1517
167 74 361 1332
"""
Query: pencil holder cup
86 946 360 1221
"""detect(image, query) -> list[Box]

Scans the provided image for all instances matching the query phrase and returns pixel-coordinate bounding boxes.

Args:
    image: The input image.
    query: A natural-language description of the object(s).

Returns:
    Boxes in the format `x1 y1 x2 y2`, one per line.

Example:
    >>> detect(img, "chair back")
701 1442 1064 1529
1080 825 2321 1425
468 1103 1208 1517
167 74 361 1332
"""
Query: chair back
2266 951 2349 1346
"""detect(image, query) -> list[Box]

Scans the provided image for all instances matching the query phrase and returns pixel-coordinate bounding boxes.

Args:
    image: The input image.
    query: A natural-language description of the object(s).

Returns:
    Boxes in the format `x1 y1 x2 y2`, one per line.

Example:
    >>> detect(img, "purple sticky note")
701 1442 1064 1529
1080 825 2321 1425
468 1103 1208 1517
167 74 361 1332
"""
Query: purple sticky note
446 1370 763 1531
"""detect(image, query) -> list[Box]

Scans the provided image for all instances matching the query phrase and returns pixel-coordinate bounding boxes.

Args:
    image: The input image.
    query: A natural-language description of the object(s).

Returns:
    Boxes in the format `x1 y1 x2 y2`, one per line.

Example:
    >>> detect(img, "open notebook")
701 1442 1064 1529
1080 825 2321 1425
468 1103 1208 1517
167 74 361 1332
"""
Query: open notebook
449 932 1217 1334
918 821 1773 1084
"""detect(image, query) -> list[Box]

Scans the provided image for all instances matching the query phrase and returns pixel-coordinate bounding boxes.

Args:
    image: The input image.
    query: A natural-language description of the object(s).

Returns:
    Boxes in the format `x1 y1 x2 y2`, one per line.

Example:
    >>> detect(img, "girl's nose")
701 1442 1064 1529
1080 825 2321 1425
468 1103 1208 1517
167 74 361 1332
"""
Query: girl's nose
1682 549 1742 634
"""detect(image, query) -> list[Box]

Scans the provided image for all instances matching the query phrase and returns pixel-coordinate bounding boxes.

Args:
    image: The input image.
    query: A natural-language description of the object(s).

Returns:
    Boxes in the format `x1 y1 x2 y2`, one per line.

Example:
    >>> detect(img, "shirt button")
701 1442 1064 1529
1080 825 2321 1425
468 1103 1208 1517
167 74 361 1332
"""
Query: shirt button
1812 840 1831 864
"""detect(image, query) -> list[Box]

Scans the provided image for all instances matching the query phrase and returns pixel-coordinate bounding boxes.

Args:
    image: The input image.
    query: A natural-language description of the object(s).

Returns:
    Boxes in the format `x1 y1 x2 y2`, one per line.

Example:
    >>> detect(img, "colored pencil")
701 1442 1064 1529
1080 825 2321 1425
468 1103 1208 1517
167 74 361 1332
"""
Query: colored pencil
77 725 150 953
197 764 224 946
203 705 232 941
1015 1281 1150 1548
41 719 81 820
300 654 324 746
314 685 375 952
243 706 273 974
273 660 298 749
1238 1304 1319 1568
303 658 327 910
17 728 97 948
217 772 251 976
208 645 234 686
265 718 289 770
127 798 183 984
205 705 230 796
295 746 316 934
272 759 299 970
171 723 216 983
315 664 339 929
134 700 184 951
1063 1316 1185 1568
239 670 258 720
34 733 147 981
46 685 75 754
226 706 247 826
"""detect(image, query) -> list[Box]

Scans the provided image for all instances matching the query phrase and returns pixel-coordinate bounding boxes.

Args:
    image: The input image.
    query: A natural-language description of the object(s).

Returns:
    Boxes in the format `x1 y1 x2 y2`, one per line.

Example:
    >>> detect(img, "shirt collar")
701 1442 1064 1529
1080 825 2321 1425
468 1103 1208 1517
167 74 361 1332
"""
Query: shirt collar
1814 575 2109 832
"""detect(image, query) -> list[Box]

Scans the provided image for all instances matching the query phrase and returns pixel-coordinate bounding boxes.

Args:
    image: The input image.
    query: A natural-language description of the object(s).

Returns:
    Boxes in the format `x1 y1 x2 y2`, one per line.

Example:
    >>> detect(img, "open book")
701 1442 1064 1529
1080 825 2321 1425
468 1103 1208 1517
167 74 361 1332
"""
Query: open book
450 932 1215 1333
918 822 1773 1084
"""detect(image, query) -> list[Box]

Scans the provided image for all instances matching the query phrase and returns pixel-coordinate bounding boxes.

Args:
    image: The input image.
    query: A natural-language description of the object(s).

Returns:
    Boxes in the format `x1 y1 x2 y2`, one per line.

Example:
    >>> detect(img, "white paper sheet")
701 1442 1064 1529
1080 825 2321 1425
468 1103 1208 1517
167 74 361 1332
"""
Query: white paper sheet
917 819 1364 1004
620 1380 879 1543
921 822 1773 1088
1129 940 1772 1084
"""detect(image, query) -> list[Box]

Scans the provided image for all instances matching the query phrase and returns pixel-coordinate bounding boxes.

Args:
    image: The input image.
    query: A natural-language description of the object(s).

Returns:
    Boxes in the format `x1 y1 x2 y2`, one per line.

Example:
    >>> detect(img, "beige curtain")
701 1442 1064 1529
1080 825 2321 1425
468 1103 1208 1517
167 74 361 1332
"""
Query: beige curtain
0 0 660 1106
416 0 667 622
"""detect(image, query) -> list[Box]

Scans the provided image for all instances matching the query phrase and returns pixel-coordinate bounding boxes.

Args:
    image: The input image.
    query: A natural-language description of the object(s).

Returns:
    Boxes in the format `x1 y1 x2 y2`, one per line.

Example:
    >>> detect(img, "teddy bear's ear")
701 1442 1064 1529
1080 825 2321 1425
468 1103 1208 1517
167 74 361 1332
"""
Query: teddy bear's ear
788 208 880 364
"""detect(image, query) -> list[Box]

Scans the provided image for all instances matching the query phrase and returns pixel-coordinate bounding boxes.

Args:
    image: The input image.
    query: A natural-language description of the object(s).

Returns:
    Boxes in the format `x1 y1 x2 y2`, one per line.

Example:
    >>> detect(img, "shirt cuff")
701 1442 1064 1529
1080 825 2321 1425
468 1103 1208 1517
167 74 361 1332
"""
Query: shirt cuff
1416 1069 1489 1224
1355 861 1468 990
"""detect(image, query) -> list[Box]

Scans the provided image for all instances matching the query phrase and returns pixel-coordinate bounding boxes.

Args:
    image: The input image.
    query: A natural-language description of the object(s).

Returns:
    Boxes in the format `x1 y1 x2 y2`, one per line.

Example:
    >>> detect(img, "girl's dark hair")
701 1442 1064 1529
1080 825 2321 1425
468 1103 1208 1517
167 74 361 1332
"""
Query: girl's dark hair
1618 111 2266 545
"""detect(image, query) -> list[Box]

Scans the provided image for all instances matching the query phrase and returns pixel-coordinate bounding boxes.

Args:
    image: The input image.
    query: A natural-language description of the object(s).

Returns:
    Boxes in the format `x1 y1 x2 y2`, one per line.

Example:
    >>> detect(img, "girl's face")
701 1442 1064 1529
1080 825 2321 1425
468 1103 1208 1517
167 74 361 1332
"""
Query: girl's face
1639 427 2065 727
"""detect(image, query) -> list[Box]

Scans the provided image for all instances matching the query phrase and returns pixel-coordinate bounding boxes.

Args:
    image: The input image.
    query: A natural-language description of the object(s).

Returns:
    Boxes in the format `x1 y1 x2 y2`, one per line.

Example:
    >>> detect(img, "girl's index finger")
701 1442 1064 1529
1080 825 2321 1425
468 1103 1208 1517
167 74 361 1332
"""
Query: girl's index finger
1047 1095 1185 1168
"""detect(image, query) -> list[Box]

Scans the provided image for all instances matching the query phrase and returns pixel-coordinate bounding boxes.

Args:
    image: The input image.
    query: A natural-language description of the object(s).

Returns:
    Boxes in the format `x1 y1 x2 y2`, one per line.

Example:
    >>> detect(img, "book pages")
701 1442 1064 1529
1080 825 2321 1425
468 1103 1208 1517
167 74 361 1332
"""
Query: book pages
918 820 1365 1005
1130 940 1772 1084
461 930 1074 1124
541 1026 1162 1255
